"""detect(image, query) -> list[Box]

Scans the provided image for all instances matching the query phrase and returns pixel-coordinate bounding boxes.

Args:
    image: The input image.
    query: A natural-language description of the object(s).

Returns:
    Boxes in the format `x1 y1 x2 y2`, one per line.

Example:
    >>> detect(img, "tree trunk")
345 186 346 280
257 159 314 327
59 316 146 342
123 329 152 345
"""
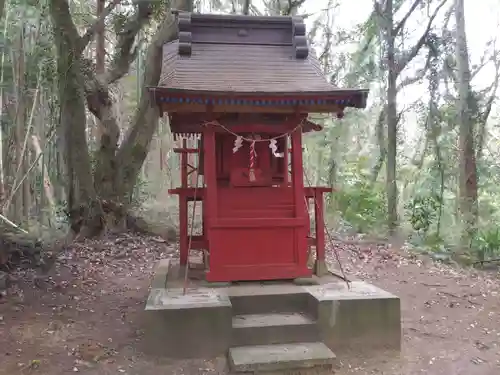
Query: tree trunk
49 0 193 236
111 0 193 204
384 0 398 233
374 0 447 233
49 0 104 236
455 0 478 249
13 27 26 223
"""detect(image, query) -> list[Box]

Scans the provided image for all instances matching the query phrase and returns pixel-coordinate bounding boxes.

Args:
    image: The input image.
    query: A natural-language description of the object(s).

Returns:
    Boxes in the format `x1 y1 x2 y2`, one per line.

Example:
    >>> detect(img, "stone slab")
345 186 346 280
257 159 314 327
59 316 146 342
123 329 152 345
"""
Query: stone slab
143 287 232 358
232 313 314 329
306 281 401 352
146 287 231 310
229 342 337 373
231 313 319 347
305 280 398 301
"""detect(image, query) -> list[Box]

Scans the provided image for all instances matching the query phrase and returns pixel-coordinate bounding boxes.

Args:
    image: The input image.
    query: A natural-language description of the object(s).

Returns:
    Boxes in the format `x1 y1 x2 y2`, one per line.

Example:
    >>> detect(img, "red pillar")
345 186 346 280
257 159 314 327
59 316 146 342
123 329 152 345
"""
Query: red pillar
290 127 308 270
179 139 189 266
202 125 217 228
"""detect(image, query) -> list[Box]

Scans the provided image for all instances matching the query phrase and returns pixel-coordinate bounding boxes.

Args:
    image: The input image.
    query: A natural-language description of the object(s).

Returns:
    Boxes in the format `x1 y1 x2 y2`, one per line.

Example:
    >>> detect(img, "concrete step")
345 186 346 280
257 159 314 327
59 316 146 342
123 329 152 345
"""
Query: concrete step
228 342 338 373
232 312 319 346
229 286 311 315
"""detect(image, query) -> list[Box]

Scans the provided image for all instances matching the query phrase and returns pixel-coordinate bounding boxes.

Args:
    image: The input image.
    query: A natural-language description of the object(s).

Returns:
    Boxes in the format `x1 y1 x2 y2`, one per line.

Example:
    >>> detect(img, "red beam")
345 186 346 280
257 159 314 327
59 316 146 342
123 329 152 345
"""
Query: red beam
173 148 199 153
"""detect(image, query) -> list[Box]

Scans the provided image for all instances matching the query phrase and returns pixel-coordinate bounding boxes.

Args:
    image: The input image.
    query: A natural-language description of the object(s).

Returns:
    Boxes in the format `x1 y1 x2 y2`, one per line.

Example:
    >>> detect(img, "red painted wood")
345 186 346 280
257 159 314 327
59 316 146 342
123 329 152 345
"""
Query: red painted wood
168 187 334 199
173 148 199 153
207 225 311 282
179 139 189 266
189 235 207 250
168 114 332 282
171 122 319 135
203 126 218 225
206 265 311 282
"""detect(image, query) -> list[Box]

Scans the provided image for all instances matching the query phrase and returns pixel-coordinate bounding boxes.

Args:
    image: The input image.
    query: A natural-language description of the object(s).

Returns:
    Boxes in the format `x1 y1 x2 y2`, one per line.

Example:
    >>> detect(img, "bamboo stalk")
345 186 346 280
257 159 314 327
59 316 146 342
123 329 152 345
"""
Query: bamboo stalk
0 3 11 199
5 129 56 207
3 67 42 212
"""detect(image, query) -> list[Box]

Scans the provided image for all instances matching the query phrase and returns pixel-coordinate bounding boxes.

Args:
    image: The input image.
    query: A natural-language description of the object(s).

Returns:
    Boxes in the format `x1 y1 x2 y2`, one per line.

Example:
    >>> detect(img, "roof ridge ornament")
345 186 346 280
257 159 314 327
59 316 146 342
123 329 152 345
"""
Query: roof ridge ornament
291 16 308 59
178 12 192 57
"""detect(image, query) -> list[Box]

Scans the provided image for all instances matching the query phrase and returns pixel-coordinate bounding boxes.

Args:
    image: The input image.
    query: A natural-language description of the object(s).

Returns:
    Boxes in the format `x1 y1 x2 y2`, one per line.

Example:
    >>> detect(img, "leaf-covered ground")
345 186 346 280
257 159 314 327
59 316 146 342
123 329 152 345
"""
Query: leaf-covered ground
0 233 499 375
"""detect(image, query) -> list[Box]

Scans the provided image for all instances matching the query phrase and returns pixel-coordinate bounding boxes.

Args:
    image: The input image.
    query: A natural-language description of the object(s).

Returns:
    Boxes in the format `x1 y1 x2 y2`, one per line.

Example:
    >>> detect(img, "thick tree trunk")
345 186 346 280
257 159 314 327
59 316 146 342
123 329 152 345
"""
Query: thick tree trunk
374 0 447 233
384 0 398 233
112 0 193 203
371 107 386 183
13 28 26 223
49 0 193 236
455 0 478 249
49 0 104 236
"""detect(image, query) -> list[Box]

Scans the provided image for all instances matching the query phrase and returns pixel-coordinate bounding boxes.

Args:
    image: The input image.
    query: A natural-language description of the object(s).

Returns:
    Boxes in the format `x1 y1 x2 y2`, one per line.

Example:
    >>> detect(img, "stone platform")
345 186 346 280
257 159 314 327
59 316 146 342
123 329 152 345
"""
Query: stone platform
144 259 401 372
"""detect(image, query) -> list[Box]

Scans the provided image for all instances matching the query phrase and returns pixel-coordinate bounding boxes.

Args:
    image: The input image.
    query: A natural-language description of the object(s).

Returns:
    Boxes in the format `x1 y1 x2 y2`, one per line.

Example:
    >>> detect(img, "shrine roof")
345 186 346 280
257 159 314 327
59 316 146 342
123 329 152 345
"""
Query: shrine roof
151 13 369 111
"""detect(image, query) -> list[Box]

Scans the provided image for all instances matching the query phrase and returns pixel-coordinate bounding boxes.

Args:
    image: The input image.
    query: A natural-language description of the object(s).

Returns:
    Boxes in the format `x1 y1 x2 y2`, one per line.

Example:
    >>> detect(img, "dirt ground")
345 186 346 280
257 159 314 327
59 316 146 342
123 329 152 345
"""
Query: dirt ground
1 233 500 375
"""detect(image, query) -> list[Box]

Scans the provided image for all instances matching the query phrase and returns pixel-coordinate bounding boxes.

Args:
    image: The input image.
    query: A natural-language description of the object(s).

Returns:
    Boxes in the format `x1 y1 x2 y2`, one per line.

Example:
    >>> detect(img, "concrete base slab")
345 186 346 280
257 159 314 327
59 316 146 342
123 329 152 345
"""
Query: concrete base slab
150 259 170 289
306 281 401 351
306 280 397 301
144 258 401 359
229 342 337 373
143 286 232 358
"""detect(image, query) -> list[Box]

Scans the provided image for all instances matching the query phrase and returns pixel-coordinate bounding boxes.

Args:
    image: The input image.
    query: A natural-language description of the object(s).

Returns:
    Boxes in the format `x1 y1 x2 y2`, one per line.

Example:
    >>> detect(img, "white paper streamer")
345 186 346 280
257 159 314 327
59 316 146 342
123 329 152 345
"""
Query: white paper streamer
233 136 243 153
269 139 284 158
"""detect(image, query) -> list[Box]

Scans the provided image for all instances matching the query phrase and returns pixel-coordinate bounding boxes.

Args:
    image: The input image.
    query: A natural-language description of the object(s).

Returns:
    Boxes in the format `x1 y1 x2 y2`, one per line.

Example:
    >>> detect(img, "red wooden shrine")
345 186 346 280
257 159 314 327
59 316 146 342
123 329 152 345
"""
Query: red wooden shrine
149 12 369 282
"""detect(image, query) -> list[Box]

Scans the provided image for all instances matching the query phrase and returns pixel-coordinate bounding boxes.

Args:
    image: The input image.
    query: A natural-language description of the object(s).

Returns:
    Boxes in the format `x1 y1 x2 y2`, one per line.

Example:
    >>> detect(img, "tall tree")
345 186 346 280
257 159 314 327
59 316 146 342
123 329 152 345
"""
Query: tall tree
374 0 447 232
454 0 478 248
48 0 194 236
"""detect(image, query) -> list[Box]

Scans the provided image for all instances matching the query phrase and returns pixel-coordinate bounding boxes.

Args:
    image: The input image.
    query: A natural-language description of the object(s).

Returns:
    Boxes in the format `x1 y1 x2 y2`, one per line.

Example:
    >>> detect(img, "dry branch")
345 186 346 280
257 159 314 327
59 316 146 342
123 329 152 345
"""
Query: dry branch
395 0 448 77
393 0 422 36
0 213 28 234
105 2 154 84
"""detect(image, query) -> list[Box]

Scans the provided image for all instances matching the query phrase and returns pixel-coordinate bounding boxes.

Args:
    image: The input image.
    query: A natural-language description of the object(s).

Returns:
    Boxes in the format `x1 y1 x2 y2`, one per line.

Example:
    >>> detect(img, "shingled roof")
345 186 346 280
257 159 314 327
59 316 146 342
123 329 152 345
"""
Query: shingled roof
151 13 369 111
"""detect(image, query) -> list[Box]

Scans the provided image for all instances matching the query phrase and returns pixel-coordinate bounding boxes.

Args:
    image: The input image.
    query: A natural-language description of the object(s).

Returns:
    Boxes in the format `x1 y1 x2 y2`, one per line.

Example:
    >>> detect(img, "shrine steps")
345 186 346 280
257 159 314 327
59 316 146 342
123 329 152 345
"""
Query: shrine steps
228 342 337 374
230 288 310 315
227 291 338 374
144 259 401 364
231 312 319 347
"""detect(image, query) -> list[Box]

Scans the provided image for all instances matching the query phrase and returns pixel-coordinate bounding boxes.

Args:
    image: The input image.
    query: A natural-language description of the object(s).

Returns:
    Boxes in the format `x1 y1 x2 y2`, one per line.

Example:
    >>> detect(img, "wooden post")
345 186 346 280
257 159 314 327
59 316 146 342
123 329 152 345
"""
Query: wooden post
203 125 217 226
179 139 189 266
290 126 308 271
282 136 289 186
290 129 304 218
314 189 328 276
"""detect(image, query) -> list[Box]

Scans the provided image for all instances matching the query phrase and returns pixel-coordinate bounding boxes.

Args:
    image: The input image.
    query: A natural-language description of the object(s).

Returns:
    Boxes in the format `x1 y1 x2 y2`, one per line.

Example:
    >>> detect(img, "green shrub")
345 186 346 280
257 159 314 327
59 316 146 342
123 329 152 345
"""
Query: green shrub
334 181 386 233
